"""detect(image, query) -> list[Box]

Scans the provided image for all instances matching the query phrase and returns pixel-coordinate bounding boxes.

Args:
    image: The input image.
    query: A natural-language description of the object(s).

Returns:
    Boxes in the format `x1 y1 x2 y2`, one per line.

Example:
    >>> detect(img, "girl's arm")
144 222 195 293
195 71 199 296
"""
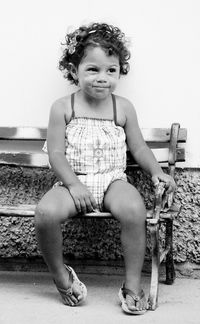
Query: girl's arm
124 100 176 193
47 99 97 213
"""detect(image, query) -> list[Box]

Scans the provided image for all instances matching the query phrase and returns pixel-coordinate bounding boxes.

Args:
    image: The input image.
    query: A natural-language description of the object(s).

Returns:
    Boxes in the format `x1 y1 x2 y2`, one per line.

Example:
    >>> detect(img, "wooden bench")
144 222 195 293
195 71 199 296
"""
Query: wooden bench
0 123 187 310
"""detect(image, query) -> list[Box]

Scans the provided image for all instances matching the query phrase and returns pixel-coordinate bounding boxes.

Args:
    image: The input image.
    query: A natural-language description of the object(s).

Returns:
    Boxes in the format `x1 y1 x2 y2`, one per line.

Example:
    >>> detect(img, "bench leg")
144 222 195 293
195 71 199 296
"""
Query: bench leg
165 219 175 285
148 223 160 310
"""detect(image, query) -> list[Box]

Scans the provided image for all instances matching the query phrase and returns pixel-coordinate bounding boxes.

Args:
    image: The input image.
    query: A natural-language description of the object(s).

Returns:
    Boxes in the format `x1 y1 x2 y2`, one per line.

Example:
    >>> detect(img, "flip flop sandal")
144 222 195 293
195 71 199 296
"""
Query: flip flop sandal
118 284 147 315
54 265 87 306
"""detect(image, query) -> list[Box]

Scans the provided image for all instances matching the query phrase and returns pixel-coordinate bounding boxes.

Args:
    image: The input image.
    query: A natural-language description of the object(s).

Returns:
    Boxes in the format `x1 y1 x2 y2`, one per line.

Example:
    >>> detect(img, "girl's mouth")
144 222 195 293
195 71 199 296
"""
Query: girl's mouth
93 86 109 89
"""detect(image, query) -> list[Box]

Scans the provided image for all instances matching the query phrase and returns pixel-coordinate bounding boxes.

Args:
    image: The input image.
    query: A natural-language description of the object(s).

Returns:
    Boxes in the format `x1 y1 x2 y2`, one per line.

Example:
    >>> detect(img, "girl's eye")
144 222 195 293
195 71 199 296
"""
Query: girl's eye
109 68 117 73
87 67 98 72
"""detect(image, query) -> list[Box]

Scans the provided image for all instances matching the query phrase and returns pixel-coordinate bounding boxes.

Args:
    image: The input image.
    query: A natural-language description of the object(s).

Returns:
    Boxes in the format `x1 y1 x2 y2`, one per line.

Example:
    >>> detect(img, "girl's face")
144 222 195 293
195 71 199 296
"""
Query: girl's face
75 46 120 100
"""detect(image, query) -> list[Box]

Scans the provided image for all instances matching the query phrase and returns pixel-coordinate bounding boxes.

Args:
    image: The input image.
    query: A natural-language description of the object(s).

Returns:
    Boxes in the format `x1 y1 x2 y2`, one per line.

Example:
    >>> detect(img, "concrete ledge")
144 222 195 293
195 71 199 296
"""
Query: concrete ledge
1 257 200 279
0 167 200 273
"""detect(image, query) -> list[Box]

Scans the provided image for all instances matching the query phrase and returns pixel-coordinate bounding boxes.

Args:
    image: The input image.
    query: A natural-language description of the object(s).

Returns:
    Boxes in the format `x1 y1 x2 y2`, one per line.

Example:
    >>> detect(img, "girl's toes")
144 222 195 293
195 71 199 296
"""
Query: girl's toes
126 295 139 311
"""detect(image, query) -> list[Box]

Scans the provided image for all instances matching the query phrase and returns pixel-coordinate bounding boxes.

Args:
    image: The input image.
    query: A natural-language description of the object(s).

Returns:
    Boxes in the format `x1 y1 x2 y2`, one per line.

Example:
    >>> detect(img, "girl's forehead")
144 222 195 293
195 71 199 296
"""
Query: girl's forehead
81 46 119 65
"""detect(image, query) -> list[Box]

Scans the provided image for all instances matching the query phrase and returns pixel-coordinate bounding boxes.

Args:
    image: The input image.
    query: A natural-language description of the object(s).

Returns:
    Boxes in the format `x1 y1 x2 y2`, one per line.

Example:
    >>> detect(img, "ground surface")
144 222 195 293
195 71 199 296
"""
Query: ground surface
0 271 199 324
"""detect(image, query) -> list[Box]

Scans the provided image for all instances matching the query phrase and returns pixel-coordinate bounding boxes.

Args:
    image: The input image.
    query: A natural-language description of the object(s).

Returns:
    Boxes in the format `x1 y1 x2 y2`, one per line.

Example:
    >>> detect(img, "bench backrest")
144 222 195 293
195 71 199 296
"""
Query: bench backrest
0 123 187 174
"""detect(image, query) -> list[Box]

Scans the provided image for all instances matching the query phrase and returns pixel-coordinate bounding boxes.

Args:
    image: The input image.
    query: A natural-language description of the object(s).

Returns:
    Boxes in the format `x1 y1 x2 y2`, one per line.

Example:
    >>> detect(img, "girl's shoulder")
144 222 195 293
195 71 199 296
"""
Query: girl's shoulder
114 94 137 126
50 94 74 124
115 94 136 111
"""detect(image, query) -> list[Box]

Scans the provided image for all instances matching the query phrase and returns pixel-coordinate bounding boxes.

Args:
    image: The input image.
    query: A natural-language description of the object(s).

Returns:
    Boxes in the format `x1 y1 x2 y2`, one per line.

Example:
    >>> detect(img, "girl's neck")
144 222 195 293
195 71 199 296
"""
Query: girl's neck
77 90 111 107
73 91 114 119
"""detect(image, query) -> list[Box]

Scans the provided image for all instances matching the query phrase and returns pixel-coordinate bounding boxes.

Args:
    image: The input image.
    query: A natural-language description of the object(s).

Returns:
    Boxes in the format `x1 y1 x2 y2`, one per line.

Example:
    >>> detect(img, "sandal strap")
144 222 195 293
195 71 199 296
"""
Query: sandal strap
121 287 145 302
56 285 73 296
53 266 74 296
53 265 87 306
64 265 84 289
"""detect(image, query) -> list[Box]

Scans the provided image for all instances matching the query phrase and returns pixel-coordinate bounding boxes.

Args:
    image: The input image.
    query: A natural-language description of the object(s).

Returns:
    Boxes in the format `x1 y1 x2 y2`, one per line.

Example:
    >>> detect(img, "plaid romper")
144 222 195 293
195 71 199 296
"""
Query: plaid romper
45 93 127 211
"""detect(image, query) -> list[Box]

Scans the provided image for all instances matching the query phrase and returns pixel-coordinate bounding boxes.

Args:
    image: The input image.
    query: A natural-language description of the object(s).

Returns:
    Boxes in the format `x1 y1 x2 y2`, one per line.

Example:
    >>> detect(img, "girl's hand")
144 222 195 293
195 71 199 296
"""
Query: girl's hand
68 182 97 214
151 173 176 194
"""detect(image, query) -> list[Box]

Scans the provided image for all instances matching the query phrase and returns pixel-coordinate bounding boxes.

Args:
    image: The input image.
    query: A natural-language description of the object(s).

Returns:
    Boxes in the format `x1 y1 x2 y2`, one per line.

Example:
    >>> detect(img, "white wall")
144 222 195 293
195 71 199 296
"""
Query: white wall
0 0 199 167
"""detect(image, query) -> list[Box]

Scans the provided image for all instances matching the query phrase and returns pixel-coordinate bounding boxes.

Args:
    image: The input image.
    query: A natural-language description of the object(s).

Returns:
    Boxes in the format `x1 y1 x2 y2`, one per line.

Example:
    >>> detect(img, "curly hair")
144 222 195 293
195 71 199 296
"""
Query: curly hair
59 22 131 85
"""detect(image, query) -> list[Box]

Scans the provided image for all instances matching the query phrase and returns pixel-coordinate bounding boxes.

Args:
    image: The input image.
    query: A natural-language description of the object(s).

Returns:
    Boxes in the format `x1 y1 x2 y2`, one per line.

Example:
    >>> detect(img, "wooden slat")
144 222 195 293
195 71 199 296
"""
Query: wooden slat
127 147 185 165
0 204 178 218
0 127 47 140
0 127 187 143
0 152 49 168
0 205 113 218
141 127 187 143
0 204 36 217
0 147 185 167
152 147 185 162
0 125 186 167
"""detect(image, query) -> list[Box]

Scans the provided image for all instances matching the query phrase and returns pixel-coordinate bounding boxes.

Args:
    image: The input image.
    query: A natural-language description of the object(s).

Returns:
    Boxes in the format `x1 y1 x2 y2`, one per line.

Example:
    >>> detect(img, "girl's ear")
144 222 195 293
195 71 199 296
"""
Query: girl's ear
68 63 78 81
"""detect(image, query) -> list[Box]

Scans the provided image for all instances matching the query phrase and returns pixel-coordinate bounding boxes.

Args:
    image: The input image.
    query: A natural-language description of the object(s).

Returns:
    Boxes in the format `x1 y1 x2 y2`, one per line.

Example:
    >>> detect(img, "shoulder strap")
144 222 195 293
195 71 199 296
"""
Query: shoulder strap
71 93 117 122
111 94 118 125
71 93 75 119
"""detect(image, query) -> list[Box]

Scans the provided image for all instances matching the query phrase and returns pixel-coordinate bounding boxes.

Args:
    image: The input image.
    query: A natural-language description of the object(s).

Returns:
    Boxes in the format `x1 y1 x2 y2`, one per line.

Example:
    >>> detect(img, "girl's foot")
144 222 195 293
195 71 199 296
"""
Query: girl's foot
54 265 87 306
118 284 147 315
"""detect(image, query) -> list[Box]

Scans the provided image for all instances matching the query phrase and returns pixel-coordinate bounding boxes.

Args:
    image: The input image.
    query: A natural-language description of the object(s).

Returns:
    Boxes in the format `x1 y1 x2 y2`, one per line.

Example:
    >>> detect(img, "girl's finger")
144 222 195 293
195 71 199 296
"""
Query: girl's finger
79 199 87 214
74 199 81 213
89 195 97 210
166 184 174 194
151 175 159 186
84 197 94 212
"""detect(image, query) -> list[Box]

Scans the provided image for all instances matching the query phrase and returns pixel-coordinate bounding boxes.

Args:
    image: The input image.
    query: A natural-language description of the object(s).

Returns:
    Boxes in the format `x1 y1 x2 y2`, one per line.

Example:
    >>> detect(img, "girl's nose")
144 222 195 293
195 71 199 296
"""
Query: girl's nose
96 72 107 82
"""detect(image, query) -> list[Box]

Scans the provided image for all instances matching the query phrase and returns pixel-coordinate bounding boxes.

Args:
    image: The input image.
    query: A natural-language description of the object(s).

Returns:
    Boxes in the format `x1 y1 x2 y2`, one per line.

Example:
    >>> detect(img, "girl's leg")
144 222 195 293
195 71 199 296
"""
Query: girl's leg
35 186 82 305
104 180 146 311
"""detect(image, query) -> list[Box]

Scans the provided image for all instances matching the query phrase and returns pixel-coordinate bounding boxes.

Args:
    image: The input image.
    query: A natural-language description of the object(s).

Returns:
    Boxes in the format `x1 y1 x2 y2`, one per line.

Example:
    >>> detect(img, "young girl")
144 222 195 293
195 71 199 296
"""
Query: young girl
35 22 175 315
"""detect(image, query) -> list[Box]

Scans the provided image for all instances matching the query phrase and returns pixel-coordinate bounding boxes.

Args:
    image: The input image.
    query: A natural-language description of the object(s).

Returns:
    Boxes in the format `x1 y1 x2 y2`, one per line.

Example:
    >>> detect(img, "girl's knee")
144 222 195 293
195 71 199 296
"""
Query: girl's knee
128 202 146 226
112 200 146 226
35 202 62 228
35 189 76 229
105 181 147 226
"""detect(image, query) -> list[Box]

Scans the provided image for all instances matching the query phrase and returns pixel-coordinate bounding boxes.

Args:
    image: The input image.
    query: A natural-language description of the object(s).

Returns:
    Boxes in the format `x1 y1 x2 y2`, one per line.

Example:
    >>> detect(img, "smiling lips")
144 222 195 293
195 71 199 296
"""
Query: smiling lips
93 86 109 89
